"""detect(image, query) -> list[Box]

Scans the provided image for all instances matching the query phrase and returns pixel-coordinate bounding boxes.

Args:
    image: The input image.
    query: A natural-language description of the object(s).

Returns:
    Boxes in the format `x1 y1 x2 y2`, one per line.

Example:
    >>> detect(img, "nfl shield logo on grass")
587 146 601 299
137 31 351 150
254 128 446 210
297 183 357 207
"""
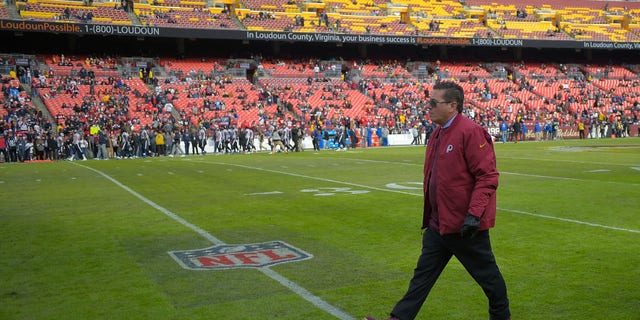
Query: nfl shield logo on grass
169 241 313 270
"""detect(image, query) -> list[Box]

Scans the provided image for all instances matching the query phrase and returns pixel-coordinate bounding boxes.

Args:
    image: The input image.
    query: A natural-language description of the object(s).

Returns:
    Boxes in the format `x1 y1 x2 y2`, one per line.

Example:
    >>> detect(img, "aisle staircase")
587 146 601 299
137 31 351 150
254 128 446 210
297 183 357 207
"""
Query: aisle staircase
21 79 56 126
5 1 22 20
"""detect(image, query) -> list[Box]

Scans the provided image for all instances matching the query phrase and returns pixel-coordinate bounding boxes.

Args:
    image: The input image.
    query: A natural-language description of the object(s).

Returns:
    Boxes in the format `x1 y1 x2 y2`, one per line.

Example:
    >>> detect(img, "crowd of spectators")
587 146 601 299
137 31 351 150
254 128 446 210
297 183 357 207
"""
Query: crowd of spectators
1 54 639 163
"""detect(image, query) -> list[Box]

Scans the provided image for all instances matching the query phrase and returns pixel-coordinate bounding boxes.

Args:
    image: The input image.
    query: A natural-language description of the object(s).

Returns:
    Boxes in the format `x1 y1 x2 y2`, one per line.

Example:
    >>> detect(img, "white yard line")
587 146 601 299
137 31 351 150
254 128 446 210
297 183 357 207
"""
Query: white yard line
501 156 640 167
331 156 640 186
74 163 355 320
500 171 640 187
209 161 640 234
500 208 640 234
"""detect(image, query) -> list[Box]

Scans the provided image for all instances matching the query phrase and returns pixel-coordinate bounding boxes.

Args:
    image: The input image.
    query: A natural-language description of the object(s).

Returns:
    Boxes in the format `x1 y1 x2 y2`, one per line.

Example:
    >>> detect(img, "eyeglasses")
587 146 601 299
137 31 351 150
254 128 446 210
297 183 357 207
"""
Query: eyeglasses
429 99 452 108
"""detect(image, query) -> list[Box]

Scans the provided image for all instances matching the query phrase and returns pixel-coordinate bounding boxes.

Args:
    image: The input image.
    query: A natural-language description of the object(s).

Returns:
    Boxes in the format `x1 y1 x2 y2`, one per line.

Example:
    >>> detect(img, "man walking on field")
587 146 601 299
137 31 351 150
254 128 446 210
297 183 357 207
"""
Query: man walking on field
366 81 511 320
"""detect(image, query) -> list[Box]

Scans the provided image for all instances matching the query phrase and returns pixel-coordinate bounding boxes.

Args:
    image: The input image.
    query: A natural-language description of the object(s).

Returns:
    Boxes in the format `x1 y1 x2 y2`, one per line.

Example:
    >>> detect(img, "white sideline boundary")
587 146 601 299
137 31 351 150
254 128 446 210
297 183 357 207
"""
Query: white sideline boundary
74 163 356 320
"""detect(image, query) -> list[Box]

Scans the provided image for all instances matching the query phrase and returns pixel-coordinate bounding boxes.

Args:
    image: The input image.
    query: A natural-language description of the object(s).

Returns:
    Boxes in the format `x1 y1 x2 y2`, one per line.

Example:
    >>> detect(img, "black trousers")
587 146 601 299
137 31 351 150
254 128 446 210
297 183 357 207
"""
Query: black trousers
391 228 510 320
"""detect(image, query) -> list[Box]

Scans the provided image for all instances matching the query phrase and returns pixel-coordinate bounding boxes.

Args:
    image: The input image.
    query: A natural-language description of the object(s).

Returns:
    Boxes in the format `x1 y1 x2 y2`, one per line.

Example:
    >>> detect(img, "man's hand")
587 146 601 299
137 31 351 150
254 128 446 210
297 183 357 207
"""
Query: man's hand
460 213 481 239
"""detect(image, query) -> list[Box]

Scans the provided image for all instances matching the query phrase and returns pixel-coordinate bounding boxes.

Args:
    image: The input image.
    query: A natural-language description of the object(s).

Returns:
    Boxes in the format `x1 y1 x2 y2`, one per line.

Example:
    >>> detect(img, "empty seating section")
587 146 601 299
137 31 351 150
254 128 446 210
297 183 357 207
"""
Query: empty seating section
583 65 637 80
476 3 552 39
258 77 346 87
532 79 597 112
583 66 638 99
391 0 464 19
555 7 607 24
42 54 120 78
337 16 412 35
323 0 382 15
479 4 537 22
238 9 332 33
18 0 132 24
260 61 316 78
0 3 9 19
559 22 640 42
160 58 227 77
460 79 520 113
6 0 640 40
550 4 634 42
150 0 207 10
514 63 564 79
591 79 638 101
629 8 640 38
242 0 298 12
467 0 640 40
466 0 624 10
338 89 390 119
241 12 296 31
361 63 411 79
488 20 573 40
136 5 234 29
415 19 490 38
434 62 492 80
629 9 640 39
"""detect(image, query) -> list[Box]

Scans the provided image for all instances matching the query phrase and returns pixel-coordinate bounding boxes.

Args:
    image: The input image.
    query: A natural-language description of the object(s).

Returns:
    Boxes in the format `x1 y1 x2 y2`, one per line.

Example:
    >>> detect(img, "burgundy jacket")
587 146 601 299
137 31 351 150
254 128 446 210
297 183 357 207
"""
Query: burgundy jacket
422 114 499 234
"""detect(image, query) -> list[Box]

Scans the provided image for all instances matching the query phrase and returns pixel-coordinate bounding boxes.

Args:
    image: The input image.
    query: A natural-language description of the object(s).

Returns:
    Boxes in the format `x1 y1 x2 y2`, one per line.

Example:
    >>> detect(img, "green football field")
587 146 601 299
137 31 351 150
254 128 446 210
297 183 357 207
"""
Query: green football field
1 138 639 320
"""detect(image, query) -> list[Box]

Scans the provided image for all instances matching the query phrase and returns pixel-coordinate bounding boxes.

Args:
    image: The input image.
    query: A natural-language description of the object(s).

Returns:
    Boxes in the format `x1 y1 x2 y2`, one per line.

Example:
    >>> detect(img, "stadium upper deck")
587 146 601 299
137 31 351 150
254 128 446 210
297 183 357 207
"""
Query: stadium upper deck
3 0 640 47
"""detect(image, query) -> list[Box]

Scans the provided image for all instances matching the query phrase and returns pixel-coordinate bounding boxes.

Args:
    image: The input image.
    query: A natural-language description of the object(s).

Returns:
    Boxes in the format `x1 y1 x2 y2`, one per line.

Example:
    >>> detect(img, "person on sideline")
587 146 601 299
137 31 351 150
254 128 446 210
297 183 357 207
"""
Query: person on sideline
155 130 165 156
500 119 508 143
313 126 322 151
366 81 511 320
270 125 288 154
95 129 109 160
